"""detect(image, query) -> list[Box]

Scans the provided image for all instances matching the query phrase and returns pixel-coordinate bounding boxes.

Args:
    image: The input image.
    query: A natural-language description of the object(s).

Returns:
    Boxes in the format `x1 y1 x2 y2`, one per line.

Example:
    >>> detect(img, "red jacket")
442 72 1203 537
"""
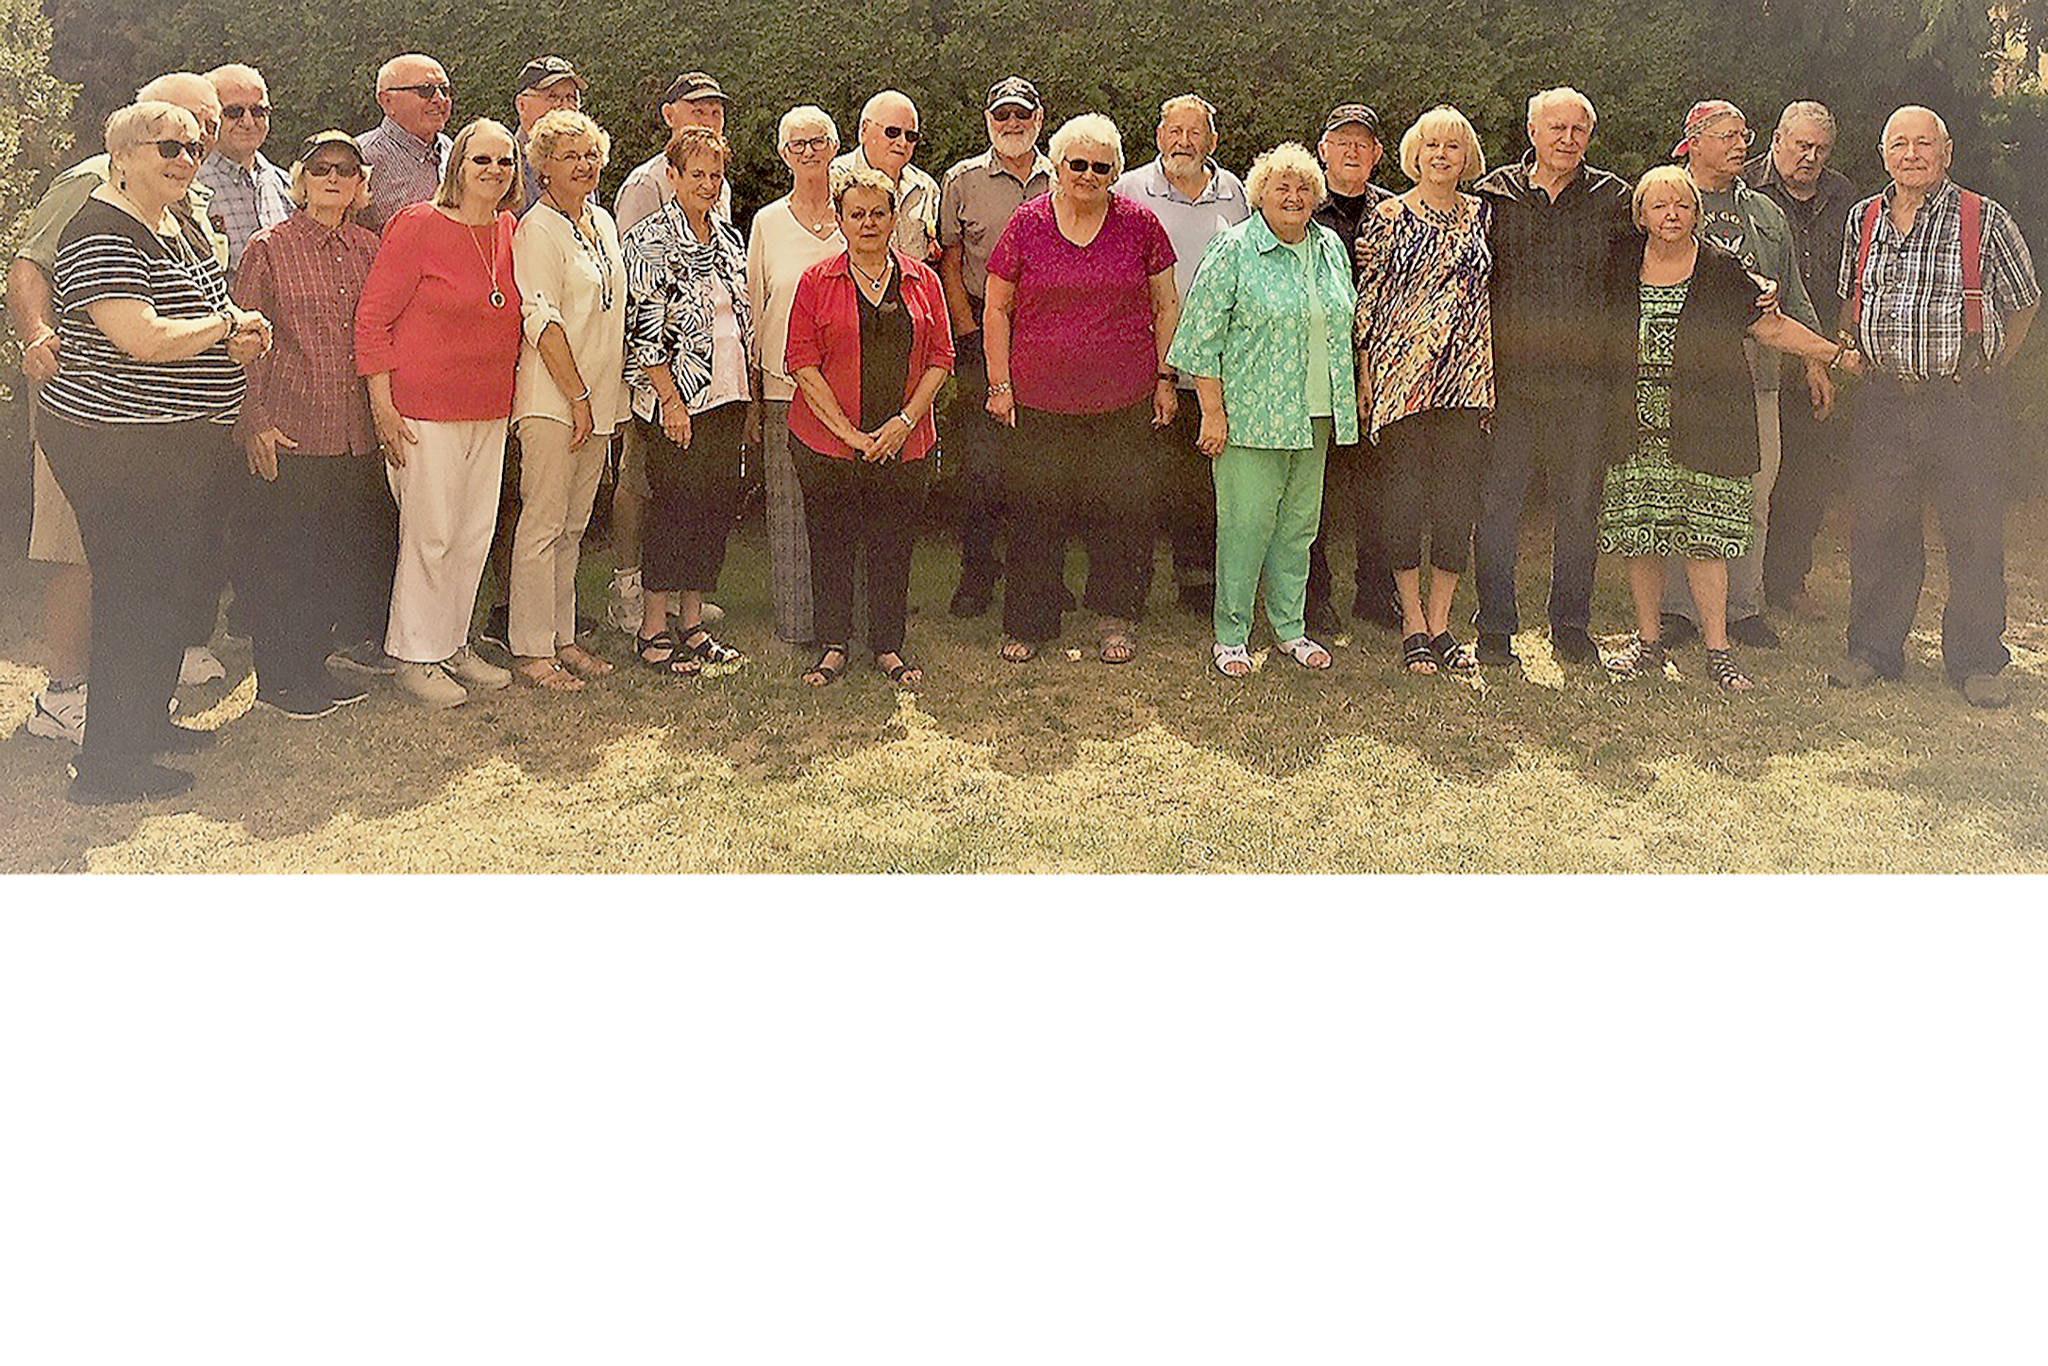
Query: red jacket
784 248 955 462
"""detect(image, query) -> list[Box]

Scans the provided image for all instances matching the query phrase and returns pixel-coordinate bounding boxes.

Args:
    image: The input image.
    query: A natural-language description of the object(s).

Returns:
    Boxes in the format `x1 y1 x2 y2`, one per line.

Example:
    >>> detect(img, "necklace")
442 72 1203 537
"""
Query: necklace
790 196 835 237
847 254 893 298
467 219 506 308
547 195 615 312
1414 195 1463 230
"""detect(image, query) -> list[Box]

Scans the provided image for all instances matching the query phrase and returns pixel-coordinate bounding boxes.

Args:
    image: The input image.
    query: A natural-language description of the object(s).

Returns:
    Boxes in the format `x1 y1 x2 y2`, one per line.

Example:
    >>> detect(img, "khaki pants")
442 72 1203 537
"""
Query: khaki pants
508 415 608 657
384 417 506 663
28 443 87 566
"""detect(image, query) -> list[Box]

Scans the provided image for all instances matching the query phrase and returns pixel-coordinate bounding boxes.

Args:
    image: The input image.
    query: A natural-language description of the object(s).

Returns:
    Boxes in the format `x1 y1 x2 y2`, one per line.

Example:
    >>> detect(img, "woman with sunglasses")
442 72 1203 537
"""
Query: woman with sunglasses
35 101 271 801
355 117 524 708
231 130 392 719
982 112 1179 665
782 165 955 688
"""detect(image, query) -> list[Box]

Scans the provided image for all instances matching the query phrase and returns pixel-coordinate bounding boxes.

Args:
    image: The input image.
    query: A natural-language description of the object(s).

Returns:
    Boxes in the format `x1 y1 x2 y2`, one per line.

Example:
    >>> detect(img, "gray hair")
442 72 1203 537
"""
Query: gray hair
1527 86 1596 129
104 100 197 156
527 108 610 168
376 53 441 92
859 89 917 131
1245 142 1325 207
205 63 266 93
135 72 215 107
779 104 839 148
1775 100 1837 140
1157 93 1217 135
1880 105 1949 149
1048 113 1125 179
830 163 898 213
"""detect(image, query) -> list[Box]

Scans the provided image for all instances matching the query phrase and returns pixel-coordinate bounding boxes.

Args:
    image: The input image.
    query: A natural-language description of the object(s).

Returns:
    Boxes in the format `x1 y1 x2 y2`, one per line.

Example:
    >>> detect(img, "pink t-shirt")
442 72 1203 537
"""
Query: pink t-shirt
985 193 1175 414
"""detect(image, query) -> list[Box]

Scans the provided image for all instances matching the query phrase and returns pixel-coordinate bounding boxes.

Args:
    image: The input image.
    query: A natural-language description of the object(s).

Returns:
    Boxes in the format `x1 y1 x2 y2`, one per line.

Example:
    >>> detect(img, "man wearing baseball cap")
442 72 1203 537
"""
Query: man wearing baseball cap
936 76 1055 617
511 56 586 211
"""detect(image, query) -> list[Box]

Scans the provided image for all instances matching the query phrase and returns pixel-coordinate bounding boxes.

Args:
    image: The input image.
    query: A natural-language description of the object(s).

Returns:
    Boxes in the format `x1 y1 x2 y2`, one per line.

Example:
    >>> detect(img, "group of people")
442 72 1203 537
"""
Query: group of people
6 53 2038 805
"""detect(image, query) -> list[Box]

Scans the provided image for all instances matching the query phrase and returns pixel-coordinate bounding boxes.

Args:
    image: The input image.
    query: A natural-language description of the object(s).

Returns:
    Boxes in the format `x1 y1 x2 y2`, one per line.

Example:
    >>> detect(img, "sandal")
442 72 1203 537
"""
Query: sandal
803 645 847 688
999 637 1038 664
515 657 584 692
1401 632 1438 675
1277 636 1332 671
875 652 922 688
678 624 743 666
1099 631 1136 664
1606 634 1666 678
635 628 702 677
556 643 614 679
1430 632 1476 673
1705 647 1753 692
1212 642 1253 678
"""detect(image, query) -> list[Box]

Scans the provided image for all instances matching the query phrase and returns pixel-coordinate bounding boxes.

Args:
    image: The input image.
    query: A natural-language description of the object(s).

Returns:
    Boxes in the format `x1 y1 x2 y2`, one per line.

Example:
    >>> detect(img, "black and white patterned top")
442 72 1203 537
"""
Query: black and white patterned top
39 197 244 426
621 198 753 420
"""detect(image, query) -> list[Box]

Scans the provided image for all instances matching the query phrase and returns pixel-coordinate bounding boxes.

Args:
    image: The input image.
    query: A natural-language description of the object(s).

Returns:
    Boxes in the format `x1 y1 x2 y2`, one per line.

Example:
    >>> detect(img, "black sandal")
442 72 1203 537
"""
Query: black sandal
635 628 701 677
1430 632 1476 673
876 652 923 687
678 624 743 666
1401 633 1437 675
1606 635 1666 678
803 645 847 688
1705 647 1753 691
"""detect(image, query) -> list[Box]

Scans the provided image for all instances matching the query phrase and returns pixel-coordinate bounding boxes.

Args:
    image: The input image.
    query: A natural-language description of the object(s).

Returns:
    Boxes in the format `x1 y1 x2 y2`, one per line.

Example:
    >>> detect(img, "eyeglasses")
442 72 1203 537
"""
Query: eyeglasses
304 162 364 178
469 154 517 167
551 149 603 165
222 104 270 121
784 135 832 154
153 139 205 162
1700 127 1755 147
384 82 454 101
1065 157 1114 176
880 125 920 144
989 107 1034 124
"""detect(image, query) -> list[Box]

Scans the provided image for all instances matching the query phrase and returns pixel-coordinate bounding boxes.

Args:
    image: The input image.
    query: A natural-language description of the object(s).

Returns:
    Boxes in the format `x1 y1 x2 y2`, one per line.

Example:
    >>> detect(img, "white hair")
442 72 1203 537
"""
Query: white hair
376 53 441 92
778 105 839 147
1157 93 1217 135
1775 100 1836 140
1245 142 1325 206
205 63 266 93
1048 113 1125 179
859 90 917 131
135 72 215 106
1527 86 1596 129
1881 105 1949 147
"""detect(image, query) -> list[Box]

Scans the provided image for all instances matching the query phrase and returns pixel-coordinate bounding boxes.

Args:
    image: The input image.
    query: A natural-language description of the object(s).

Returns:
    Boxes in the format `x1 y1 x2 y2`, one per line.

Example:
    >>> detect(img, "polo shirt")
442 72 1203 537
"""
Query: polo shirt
1111 157 1250 304
937 147 1054 298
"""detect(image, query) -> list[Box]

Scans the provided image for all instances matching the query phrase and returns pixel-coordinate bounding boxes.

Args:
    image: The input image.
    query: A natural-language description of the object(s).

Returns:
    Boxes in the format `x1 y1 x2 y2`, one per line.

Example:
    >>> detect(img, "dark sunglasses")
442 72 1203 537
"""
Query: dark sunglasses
881 125 920 143
989 107 1035 124
1065 157 1113 176
304 161 364 178
222 103 271 121
468 154 517 168
154 139 205 161
385 82 453 101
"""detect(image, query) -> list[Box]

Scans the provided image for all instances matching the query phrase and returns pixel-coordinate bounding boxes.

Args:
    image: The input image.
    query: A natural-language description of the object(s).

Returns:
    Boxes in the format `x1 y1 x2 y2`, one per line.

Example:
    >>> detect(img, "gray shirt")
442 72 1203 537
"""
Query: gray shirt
938 147 1053 298
1111 157 1250 304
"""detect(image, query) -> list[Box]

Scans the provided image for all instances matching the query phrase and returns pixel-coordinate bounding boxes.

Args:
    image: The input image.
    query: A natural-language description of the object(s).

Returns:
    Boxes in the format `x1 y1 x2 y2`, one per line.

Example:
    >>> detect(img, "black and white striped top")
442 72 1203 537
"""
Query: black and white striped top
38 197 245 426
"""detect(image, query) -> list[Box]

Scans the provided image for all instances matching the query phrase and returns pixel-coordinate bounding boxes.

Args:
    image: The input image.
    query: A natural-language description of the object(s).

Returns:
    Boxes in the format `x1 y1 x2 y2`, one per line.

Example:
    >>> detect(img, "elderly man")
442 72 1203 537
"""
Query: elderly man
1467 86 1634 667
1660 98 1832 651
511 56 584 211
1747 100 1859 620
1113 93 1250 612
935 76 1054 617
1303 102 1397 637
8 72 237 742
1829 106 2037 708
831 90 940 260
197 63 290 276
359 52 453 231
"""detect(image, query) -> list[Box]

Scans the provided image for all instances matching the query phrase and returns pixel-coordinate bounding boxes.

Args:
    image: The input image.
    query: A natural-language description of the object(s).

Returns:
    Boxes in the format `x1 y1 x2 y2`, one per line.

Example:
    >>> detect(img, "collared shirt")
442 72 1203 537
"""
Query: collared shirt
613 149 732 234
231 210 380 456
1746 152 1858 325
830 146 941 259
783 248 955 462
1473 153 1634 389
1111 157 1251 304
15 154 229 275
938 147 1054 297
196 150 292 275
1838 178 2039 380
358 116 450 233
1166 212 1360 449
620 198 754 420
1310 182 1394 265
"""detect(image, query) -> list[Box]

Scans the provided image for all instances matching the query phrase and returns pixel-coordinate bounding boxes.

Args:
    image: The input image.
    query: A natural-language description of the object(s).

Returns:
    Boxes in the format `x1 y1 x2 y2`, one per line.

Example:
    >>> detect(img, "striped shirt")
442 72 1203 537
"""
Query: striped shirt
359 117 450 234
39 197 245 426
1838 179 2039 380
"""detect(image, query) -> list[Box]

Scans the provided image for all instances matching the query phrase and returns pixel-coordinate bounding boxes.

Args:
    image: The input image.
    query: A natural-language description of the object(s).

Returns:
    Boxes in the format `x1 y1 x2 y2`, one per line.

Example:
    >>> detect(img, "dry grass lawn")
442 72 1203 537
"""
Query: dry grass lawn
3 498 2047 874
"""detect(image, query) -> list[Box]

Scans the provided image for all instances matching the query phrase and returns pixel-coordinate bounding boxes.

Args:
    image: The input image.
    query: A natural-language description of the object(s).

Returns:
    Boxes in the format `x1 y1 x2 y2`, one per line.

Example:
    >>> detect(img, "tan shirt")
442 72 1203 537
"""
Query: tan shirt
938 147 1053 297
614 149 731 233
829 146 940 260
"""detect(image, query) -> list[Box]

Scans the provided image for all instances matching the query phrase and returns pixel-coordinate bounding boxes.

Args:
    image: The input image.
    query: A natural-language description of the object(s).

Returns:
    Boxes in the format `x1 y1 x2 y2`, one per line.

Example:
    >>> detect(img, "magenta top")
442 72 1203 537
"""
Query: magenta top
985 193 1176 414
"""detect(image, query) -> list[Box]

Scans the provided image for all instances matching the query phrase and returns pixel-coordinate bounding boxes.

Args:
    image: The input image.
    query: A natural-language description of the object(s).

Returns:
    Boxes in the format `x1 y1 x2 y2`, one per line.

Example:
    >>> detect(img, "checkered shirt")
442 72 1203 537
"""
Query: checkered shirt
231 211 381 456
197 151 293 275
359 117 450 234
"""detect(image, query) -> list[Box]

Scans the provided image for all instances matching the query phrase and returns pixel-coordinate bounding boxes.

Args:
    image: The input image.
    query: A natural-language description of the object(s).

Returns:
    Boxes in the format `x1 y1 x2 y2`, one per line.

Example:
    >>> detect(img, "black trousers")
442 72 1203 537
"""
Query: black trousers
1305 432 1395 619
1154 396 1216 588
637 404 745 595
1762 381 1843 607
1847 376 2012 681
944 314 1005 584
173 431 243 647
1379 409 1486 575
1003 401 1159 642
243 453 398 693
38 412 217 775
796 445 926 657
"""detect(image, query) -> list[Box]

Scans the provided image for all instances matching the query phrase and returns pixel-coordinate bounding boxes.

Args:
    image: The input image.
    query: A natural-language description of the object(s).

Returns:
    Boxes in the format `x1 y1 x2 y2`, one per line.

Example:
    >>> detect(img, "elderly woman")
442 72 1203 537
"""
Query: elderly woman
505 108 629 691
748 106 847 649
621 124 755 676
1598 166 1859 688
355 117 523 708
1355 105 1493 677
36 101 269 801
233 130 387 720
983 112 1178 664
1168 143 1358 678
783 165 956 687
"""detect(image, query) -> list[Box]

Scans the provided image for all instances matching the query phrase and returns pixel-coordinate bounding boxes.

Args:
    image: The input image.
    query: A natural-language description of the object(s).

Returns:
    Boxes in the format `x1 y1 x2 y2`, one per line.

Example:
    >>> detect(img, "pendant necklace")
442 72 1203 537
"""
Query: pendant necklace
469 219 506 308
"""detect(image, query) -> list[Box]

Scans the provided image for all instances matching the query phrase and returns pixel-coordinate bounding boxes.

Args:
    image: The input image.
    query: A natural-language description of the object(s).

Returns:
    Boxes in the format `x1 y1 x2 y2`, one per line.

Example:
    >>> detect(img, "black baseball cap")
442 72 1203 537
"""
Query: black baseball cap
662 71 727 105
518 56 585 94
986 77 1041 114
1323 103 1383 139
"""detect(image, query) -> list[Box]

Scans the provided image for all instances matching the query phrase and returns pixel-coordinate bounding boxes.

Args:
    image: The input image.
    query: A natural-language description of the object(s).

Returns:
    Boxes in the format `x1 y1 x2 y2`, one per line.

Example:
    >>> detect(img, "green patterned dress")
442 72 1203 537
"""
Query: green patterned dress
1597 280 1753 559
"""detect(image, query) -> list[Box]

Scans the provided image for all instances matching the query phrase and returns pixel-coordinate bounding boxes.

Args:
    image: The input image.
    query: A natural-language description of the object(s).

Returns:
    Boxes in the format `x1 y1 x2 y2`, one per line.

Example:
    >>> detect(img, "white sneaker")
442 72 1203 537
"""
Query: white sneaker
26 683 87 744
444 646 511 690
395 660 468 708
607 568 643 632
180 645 227 685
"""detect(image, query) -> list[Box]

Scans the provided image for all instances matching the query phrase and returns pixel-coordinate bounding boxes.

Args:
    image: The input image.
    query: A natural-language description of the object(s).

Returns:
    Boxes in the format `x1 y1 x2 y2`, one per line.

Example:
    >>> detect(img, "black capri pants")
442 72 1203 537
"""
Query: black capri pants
1378 408 1486 576
635 401 746 595
1002 399 1159 643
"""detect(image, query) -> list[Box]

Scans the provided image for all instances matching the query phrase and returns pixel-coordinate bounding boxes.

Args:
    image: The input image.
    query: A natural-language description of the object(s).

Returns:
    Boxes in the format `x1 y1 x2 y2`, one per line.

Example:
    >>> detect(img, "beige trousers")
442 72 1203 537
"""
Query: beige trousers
508 415 608 656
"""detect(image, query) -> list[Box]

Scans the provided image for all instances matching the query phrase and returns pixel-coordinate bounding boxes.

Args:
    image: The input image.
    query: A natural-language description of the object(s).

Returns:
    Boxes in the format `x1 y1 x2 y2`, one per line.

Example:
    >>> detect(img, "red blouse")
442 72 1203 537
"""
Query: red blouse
354 202 522 422
783 248 955 462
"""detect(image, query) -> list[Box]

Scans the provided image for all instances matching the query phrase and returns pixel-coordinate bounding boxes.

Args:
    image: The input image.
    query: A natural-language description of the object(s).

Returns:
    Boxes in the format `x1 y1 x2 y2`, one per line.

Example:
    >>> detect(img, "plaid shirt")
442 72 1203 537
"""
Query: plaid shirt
359 117 450 233
197 150 292 276
1839 179 2040 379
232 211 381 456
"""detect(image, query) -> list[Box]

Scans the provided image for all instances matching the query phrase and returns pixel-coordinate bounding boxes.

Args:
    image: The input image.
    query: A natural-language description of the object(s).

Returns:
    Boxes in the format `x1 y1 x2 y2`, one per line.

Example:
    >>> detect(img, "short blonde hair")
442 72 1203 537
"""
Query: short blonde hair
664 124 730 175
779 105 839 149
1399 105 1485 184
527 108 610 169
435 118 520 211
830 163 898 214
288 133 374 211
1245 142 1325 207
1632 164 1701 223
104 101 197 157
1048 113 1124 179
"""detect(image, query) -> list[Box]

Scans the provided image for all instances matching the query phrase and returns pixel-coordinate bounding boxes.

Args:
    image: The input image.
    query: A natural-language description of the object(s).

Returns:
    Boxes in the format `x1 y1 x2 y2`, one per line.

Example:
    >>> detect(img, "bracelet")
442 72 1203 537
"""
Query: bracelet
987 380 1013 396
896 410 916 430
573 387 591 402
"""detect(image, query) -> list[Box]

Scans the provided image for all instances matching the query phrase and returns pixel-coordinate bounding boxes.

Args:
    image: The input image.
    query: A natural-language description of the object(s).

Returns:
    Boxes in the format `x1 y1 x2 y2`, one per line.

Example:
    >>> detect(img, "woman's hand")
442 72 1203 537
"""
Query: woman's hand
1152 378 1178 428
866 414 912 464
243 426 297 481
1196 407 1227 459
373 403 417 468
985 385 1016 428
568 396 594 450
658 391 692 448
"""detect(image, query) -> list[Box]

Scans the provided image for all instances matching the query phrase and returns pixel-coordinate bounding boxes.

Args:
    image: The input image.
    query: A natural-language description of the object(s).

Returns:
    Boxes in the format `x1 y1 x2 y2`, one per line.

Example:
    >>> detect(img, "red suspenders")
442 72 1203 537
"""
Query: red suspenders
1847 187 1986 357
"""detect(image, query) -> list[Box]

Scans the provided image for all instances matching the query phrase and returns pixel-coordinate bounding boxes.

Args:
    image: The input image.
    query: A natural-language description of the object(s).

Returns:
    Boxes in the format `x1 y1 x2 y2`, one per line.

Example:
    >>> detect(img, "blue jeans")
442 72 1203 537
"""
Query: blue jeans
1473 388 1604 636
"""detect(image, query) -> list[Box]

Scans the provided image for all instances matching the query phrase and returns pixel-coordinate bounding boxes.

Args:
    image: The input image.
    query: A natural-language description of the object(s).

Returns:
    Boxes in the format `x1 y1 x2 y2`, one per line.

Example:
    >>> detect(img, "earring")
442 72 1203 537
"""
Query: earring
116 171 127 191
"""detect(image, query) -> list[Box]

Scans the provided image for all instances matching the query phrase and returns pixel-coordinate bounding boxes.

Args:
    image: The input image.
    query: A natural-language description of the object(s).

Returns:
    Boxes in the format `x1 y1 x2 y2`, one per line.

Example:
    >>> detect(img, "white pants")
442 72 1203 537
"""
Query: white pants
384 417 507 663
509 415 608 657
1663 387 1781 622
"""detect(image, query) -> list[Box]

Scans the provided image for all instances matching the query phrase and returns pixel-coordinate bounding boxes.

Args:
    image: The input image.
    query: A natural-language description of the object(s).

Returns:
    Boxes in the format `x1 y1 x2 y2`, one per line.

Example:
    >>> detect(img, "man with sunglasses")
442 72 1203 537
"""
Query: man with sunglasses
196 63 290 276
360 53 454 232
511 56 585 212
832 90 939 261
935 76 1054 618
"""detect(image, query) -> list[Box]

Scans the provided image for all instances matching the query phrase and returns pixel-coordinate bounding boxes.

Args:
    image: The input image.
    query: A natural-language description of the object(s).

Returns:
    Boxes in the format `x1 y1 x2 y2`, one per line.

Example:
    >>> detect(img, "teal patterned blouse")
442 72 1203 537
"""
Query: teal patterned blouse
1166 213 1360 449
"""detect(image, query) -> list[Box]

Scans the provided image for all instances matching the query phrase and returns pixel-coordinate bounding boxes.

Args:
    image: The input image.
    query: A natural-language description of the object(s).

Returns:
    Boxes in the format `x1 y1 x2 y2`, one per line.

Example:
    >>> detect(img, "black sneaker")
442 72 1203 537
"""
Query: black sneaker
150 723 218 755
67 759 194 805
329 639 400 675
321 676 372 707
257 689 340 720
1476 632 1516 666
1728 615 1781 649
1658 613 1700 648
1550 627 1600 665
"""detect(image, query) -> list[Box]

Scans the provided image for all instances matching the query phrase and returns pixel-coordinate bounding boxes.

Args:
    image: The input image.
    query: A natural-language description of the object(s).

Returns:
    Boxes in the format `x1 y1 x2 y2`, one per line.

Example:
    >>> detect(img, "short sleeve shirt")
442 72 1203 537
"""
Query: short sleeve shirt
985 193 1175 414
938 148 1053 298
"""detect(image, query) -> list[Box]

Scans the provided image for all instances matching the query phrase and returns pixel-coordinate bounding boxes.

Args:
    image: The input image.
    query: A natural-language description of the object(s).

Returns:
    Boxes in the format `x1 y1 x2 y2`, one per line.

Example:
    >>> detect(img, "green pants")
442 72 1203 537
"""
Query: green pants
1212 418 1331 647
